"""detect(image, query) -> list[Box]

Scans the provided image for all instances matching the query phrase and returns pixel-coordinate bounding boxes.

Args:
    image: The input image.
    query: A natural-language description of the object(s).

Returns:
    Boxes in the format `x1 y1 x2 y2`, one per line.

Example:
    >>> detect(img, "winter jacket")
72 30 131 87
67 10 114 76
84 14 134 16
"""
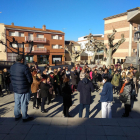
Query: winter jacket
71 71 78 85
66 71 70 78
31 77 41 93
10 62 33 94
80 72 86 81
40 82 50 98
111 73 120 87
134 71 140 81
3 72 11 85
0 73 4 89
100 82 113 102
48 75 54 85
120 82 131 105
92 73 100 84
62 82 72 106
77 78 94 104
90 71 93 80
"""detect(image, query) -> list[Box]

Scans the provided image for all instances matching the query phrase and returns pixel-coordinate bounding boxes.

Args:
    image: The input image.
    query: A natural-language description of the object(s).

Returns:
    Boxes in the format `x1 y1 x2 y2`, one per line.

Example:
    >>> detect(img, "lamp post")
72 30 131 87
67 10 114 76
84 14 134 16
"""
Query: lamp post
134 27 140 69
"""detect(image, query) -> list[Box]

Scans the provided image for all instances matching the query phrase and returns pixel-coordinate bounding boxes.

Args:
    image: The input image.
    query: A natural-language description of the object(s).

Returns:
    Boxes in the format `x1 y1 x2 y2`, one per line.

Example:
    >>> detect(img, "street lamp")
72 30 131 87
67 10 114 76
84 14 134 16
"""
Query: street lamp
134 26 140 69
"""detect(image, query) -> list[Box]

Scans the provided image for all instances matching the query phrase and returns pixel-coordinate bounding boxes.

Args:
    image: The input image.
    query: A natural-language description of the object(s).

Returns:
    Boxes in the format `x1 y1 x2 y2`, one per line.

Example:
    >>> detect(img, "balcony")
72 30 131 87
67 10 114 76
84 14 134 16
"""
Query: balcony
25 36 46 43
25 47 47 53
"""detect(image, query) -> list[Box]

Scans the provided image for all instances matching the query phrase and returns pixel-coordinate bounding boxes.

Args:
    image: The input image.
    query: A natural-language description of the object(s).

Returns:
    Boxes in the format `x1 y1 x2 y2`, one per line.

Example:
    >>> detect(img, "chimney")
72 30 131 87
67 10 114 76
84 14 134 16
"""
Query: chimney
11 22 14 26
42 25 46 30
33 26 35 28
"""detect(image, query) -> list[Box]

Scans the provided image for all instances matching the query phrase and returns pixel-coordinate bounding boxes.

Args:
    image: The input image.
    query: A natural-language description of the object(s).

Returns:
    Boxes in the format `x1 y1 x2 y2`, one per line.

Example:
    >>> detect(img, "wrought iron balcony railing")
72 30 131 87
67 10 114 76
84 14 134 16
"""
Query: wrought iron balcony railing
25 36 46 43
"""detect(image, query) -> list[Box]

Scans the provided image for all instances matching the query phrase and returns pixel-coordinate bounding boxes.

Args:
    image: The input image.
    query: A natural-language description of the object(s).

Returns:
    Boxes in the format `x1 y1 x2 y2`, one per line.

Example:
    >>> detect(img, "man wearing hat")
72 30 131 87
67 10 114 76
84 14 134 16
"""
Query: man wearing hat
10 55 33 122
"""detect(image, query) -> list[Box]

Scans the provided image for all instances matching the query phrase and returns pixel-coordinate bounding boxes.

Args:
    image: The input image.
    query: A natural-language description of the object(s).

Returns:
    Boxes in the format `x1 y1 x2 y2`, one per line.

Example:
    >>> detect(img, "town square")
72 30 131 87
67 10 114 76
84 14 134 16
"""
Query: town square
0 0 140 140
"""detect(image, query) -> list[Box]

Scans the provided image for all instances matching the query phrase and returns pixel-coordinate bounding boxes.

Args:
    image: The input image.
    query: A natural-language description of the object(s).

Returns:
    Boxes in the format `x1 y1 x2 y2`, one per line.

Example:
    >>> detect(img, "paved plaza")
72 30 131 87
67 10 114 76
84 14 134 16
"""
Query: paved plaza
1 89 140 140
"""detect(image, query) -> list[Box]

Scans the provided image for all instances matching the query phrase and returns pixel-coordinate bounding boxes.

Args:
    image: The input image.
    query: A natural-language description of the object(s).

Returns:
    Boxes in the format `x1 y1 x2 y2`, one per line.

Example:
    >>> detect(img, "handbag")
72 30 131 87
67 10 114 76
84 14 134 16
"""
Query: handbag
119 93 128 103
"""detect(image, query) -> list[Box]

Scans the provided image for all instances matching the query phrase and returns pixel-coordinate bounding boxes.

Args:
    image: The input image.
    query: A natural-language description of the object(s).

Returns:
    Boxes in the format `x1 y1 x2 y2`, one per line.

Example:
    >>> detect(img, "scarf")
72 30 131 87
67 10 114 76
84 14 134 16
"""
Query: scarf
120 83 126 93
50 75 54 79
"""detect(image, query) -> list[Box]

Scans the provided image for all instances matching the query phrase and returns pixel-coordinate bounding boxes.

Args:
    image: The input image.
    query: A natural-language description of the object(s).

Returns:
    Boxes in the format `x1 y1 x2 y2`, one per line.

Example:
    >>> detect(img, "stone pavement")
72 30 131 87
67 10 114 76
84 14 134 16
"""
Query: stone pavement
1 117 140 140
1 90 140 140
1 89 140 118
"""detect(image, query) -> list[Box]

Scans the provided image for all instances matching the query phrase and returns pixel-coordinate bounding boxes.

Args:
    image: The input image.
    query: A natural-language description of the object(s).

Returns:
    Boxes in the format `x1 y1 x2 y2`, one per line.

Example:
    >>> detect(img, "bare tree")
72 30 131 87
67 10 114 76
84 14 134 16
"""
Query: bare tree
0 32 33 64
103 29 125 66
85 33 104 63
65 42 86 65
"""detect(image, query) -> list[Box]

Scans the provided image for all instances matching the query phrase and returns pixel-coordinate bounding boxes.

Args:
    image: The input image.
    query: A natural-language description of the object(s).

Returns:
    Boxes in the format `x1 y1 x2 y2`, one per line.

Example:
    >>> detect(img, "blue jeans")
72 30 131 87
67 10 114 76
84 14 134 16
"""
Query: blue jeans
14 92 30 119
79 103 90 118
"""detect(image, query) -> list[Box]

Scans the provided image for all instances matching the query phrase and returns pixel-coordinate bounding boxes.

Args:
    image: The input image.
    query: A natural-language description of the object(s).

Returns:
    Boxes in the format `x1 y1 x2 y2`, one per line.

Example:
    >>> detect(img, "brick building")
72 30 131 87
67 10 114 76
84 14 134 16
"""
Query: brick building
104 7 140 64
0 23 65 65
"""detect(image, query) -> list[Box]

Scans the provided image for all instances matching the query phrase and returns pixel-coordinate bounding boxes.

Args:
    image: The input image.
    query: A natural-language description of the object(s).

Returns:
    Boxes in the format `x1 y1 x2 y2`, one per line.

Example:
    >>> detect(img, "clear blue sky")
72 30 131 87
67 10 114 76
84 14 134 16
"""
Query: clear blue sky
0 0 139 41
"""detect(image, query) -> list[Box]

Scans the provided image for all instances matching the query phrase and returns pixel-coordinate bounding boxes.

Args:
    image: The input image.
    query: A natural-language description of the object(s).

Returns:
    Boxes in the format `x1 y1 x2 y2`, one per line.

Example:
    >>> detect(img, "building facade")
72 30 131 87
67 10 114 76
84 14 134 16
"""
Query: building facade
77 34 104 62
104 7 140 64
65 40 81 61
0 23 65 65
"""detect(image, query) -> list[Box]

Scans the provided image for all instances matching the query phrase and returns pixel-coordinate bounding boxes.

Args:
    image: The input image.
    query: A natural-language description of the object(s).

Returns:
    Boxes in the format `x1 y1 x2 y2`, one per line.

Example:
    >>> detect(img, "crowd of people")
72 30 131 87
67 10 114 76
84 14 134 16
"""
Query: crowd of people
0 55 139 121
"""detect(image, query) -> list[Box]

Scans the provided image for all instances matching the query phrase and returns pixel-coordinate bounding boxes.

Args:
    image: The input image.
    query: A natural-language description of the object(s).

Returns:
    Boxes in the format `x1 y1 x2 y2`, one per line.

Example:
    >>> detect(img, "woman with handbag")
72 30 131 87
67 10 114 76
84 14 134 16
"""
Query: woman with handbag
119 77 132 117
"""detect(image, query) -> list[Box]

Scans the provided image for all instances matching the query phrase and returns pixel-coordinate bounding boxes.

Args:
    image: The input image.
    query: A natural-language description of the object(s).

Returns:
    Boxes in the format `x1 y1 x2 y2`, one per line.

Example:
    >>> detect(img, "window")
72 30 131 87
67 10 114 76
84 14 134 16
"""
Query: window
9 31 15 36
19 32 24 37
28 33 33 40
52 35 58 39
7 53 18 61
37 44 44 48
37 34 44 38
52 45 62 49
52 55 62 64
133 49 135 52
58 36 62 40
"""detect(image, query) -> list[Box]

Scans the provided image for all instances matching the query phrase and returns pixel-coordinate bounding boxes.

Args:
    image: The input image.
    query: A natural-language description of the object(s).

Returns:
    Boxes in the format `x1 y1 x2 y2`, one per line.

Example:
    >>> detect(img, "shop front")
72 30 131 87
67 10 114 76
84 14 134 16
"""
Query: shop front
52 55 62 64
37 55 49 64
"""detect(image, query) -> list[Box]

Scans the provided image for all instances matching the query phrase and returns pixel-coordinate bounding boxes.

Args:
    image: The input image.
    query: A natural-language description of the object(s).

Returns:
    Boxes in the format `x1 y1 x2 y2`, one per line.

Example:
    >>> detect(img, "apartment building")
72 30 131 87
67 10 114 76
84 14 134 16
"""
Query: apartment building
0 23 65 65
104 7 140 64
77 34 104 62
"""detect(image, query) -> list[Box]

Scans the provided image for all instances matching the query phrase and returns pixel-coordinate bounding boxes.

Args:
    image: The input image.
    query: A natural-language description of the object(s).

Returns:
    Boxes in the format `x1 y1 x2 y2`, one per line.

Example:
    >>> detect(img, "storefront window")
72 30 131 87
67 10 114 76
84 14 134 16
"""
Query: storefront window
37 55 49 64
52 55 62 64
25 56 33 63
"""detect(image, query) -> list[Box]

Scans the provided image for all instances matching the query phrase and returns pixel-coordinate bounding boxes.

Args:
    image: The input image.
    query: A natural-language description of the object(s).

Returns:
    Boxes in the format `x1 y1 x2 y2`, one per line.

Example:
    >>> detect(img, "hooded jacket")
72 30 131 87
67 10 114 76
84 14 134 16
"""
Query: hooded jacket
77 78 94 104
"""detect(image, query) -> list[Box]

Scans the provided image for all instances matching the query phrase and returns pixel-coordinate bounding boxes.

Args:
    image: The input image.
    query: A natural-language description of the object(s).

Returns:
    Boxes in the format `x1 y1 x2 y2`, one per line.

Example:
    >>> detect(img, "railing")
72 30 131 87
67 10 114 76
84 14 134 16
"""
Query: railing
25 36 46 42
25 47 47 53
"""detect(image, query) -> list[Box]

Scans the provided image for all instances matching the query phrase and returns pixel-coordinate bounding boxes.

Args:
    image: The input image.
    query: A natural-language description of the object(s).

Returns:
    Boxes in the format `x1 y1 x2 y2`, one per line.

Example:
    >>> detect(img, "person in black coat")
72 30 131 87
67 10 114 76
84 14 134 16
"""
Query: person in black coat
77 73 94 118
40 78 50 113
3 68 11 94
62 77 72 117
70 68 78 93
0 70 4 97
